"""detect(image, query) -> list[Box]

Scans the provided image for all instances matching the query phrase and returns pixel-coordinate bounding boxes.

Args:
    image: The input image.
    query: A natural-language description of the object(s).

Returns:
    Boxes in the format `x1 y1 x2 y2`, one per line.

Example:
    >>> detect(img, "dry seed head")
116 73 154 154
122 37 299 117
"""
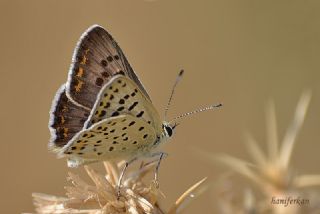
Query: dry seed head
213 91 320 213
32 161 207 214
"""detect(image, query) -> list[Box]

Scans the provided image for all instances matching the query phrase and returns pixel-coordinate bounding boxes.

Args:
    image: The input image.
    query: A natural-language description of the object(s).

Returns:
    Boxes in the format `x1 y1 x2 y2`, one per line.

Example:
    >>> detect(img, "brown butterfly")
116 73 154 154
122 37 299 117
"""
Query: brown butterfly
48 25 222 198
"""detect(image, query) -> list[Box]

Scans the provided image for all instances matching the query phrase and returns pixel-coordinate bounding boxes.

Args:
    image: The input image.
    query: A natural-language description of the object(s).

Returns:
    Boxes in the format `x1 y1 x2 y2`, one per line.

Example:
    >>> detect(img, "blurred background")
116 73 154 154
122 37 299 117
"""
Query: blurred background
1 0 320 213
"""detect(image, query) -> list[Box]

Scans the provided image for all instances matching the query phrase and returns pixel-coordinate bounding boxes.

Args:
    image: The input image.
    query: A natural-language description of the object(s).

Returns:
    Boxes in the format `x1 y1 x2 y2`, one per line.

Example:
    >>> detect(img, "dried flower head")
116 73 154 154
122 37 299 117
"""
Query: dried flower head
211 91 320 213
32 161 206 214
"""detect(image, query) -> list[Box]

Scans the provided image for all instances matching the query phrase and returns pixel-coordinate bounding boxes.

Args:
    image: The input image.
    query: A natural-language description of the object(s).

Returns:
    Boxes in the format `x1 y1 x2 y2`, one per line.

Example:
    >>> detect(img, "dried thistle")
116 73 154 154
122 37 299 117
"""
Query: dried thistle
212 91 320 213
32 161 206 214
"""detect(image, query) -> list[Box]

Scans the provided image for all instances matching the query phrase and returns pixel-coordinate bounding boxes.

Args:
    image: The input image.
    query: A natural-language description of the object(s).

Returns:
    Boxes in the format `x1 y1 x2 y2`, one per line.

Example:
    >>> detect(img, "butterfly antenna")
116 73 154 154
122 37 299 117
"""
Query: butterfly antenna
164 69 185 121
170 103 222 123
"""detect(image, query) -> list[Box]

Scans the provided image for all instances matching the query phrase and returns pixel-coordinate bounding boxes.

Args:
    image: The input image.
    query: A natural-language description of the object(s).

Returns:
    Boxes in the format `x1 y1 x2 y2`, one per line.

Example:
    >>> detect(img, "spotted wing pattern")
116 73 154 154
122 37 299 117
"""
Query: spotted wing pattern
49 84 90 150
84 75 162 134
61 115 157 167
66 25 150 110
49 25 151 150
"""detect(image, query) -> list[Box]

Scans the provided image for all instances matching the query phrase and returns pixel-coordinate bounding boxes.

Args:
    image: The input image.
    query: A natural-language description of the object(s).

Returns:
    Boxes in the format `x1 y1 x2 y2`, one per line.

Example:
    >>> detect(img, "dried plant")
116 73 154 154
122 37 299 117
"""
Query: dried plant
32 161 206 214
213 91 320 213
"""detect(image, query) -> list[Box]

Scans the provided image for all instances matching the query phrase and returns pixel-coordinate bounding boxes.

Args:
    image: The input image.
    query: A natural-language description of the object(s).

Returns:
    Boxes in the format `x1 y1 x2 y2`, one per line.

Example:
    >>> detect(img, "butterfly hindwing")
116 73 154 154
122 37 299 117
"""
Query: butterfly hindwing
49 84 91 150
66 25 150 109
84 75 162 134
61 115 157 166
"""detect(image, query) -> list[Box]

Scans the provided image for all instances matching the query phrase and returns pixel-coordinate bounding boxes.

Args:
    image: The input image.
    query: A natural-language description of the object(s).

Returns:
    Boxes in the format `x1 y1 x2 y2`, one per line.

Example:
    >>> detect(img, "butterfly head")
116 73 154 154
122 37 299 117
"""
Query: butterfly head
162 122 178 139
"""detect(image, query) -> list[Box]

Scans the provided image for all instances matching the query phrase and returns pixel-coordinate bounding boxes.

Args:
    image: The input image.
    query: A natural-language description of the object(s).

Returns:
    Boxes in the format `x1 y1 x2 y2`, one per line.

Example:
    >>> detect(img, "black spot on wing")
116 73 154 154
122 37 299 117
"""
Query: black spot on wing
107 56 113 62
136 111 144 118
104 102 110 108
95 78 104 86
119 99 125 104
128 102 138 111
102 72 109 77
111 111 120 117
101 59 108 67
117 106 125 111
99 110 106 117
139 127 144 131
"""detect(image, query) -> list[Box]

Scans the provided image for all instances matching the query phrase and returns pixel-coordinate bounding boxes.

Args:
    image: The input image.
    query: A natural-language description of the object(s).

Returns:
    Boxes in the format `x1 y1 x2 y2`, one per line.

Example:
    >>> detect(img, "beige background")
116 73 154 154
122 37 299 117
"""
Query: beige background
1 0 320 213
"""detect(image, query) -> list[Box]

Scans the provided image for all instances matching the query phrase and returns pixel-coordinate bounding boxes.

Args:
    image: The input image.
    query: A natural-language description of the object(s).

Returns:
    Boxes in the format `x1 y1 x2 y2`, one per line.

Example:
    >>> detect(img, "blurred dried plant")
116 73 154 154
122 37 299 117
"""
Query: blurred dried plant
32 161 206 214
214 91 320 213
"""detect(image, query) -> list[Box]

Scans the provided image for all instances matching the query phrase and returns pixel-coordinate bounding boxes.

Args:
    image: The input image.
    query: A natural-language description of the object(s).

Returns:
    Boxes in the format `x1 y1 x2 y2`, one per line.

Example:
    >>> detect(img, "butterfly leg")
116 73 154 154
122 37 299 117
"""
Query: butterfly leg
152 152 168 188
116 158 137 199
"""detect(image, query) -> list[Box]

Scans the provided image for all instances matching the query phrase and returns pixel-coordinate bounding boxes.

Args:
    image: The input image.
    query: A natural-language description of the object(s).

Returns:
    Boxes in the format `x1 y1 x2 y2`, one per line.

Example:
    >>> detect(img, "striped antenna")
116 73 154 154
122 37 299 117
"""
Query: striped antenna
170 103 222 123
164 69 184 121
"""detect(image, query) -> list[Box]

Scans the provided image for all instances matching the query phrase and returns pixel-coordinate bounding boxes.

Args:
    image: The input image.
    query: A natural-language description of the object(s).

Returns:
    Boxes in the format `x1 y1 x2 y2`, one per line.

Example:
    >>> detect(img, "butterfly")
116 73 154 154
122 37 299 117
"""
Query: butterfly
49 25 222 196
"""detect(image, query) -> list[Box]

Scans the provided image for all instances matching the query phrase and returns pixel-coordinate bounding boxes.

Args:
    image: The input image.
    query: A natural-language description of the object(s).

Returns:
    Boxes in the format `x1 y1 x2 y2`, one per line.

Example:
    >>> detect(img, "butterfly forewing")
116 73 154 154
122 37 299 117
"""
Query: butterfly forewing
84 75 162 134
49 84 91 150
49 25 167 167
66 25 150 109
62 115 157 164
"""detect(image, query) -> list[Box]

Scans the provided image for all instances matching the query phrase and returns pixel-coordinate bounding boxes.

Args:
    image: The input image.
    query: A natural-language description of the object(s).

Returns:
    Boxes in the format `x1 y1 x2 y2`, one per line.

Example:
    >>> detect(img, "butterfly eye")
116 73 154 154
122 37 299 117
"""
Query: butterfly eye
164 126 173 137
